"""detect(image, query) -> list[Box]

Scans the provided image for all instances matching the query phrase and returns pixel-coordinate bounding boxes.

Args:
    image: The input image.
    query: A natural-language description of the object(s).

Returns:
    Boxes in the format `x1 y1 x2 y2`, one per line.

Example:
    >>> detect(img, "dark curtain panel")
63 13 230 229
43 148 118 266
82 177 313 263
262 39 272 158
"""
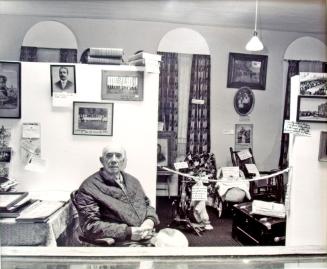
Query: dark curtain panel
19 46 37 62
186 54 211 154
157 52 179 134
60 49 77 63
278 60 299 169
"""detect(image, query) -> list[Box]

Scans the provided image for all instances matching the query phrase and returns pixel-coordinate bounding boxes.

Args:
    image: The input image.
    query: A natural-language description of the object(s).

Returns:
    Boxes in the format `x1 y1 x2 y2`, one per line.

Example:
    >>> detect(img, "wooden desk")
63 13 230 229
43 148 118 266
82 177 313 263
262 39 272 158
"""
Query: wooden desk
0 202 71 246
157 169 174 197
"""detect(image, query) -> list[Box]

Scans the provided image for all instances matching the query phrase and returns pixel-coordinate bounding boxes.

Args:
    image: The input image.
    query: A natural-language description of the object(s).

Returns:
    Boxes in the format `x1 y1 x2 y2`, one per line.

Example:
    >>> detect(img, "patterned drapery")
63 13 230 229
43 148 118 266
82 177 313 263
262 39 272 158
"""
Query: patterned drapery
60 49 77 63
20 46 37 62
157 52 179 134
186 54 211 154
278 61 299 169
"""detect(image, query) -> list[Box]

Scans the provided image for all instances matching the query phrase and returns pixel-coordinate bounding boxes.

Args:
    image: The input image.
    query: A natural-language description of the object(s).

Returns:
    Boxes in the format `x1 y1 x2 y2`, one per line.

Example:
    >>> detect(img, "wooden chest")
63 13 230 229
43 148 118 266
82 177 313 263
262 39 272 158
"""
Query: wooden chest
232 202 286 246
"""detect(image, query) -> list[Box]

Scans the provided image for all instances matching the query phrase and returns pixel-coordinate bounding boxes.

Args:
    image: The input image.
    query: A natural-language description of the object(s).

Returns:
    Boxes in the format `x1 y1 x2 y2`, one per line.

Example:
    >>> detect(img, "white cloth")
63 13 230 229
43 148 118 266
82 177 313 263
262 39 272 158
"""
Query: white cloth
217 180 251 200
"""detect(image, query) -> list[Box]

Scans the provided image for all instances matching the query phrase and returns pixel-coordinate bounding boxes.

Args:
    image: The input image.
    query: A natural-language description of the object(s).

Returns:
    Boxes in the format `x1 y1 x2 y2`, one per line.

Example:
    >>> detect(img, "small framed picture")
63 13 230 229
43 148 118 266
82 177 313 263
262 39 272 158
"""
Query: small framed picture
234 86 255 116
157 131 175 167
227 52 268 90
101 70 144 101
296 96 327 123
50 65 76 95
0 61 21 118
318 131 327 162
300 72 327 96
0 147 12 162
235 124 253 150
73 102 114 136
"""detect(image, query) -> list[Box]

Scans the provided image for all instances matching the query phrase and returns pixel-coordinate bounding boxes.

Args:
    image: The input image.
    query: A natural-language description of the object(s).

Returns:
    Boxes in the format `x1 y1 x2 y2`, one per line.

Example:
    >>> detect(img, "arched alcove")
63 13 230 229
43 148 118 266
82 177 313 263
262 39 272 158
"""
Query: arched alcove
21 21 78 62
158 28 210 55
284 36 326 61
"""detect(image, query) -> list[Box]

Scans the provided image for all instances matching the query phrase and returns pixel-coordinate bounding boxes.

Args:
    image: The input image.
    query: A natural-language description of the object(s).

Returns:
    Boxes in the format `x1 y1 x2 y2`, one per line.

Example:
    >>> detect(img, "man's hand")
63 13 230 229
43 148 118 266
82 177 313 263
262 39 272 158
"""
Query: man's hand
140 219 154 230
131 226 154 241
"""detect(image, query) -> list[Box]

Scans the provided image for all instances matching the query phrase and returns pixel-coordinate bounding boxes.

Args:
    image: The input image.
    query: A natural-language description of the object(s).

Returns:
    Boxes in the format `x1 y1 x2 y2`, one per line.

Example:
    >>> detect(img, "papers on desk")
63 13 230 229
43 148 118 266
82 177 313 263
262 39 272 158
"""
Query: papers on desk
251 200 286 218
16 200 65 223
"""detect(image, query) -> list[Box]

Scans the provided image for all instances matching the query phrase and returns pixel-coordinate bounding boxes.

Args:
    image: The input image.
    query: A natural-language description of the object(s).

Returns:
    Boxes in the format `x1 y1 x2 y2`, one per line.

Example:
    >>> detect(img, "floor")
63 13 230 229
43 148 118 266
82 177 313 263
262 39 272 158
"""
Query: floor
156 196 241 247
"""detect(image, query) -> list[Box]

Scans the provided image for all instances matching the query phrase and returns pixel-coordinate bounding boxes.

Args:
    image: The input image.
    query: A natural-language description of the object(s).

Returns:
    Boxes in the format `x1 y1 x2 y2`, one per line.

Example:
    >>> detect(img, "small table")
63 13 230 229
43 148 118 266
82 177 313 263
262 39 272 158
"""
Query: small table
232 202 286 246
0 202 71 246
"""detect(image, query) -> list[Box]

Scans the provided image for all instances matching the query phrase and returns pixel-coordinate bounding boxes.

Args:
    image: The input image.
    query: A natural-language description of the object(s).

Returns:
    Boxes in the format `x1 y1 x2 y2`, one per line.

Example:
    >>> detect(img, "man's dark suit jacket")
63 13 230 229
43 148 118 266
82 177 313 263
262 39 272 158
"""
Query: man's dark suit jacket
54 80 74 91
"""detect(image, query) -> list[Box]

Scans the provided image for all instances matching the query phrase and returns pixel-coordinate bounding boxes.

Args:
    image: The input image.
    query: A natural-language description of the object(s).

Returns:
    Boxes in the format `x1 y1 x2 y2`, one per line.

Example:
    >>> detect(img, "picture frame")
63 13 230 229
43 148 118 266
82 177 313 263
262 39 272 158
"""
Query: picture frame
0 192 28 210
233 86 255 116
73 102 114 136
318 131 327 162
235 124 253 150
101 70 144 101
227 52 268 90
299 72 327 96
296 96 327 123
0 147 12 163
157 131 175 168
0 61 21 118
50 65 76 96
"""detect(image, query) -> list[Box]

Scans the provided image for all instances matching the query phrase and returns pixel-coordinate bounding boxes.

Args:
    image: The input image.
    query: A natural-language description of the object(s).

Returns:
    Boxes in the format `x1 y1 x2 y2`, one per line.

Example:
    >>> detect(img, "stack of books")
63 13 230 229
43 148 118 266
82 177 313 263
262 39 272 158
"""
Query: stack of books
128 51 161 73
81 47 125 65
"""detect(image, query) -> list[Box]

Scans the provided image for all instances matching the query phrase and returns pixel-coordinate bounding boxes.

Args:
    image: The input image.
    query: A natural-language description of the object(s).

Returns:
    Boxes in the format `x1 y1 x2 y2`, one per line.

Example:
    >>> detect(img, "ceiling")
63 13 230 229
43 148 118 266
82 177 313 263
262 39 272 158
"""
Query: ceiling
0 0 326 34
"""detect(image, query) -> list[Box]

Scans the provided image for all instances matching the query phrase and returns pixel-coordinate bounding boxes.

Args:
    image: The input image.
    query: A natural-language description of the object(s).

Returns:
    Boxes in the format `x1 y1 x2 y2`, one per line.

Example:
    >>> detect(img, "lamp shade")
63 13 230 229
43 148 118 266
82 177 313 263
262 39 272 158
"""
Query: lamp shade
246 31 264 51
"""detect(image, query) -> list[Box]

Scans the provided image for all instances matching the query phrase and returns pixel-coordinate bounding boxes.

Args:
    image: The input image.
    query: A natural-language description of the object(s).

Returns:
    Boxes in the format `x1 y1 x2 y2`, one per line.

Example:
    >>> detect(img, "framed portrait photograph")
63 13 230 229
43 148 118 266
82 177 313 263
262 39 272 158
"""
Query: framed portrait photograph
101 70 144 101
0 147 12 163
73 102 114 136
234 86 255 116
157 131 175 167
50 65 76 96
296 96 327 123
318 131 327 162
0 61 21 118
235 124 253 150
300 72 327 96
227 52 268 90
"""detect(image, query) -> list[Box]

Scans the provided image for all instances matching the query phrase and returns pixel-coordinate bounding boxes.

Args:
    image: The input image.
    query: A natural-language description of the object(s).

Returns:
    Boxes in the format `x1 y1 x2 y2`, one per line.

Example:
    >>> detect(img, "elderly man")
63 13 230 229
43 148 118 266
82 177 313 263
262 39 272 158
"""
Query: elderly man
74 143 159 246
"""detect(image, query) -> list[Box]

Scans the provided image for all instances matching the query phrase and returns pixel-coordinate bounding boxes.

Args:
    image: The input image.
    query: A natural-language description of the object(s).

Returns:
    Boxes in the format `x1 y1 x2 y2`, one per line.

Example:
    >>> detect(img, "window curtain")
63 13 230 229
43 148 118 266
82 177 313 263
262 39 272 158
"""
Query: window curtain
177 53 192 159
60 48 77 63
20 46 37 62
157 52 179 134
278 60 326 169
186 54 211 154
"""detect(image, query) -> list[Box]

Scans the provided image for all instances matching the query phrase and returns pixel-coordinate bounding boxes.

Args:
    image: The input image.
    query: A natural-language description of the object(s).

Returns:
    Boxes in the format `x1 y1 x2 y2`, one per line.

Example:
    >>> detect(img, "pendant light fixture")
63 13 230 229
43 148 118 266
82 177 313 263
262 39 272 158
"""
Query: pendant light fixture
246 0 264 51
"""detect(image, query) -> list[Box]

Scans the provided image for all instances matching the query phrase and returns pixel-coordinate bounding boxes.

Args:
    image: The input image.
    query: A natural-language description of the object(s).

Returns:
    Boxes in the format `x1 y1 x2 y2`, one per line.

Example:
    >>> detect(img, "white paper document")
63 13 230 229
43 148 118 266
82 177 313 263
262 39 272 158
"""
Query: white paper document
191 184 207 201
237 149 252 160
221 166 240 180
22 123 41 138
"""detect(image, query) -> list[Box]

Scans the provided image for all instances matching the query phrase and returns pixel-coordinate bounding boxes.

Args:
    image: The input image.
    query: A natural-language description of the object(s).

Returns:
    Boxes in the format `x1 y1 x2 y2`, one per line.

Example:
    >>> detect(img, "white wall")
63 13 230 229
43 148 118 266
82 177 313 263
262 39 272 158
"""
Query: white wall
286 76 327 247
1 62 159 204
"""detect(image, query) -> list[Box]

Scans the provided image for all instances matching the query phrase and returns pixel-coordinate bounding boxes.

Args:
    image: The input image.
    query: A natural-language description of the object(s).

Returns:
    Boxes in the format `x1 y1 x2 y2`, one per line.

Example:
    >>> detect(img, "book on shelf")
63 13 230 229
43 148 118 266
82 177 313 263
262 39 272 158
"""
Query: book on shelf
16 200 66 223
86 56 123 65
128 52 162 62
89 47 124 58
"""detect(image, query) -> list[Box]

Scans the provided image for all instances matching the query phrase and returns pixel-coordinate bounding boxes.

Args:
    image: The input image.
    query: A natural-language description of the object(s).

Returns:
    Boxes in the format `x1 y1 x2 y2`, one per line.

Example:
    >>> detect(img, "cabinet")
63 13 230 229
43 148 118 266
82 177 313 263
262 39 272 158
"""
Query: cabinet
232 202 286 246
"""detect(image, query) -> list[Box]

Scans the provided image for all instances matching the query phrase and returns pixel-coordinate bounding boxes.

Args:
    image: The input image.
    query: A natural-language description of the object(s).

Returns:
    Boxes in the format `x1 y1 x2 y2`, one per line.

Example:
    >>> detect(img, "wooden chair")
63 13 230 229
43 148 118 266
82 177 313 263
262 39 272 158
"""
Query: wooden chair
229 147 285 203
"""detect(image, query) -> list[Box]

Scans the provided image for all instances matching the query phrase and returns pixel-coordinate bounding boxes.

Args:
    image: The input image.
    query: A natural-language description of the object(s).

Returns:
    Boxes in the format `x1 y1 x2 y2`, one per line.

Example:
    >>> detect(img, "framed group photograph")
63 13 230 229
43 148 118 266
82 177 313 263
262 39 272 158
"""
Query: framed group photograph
299 72 327 96
157 131 175 167
73 102 114 136
0 61 21 118
235 124 253 150
318 131 327 162
50 65 76 95
101 70 144 101
227 52 268 90
296 96 327 123
234 86 255 116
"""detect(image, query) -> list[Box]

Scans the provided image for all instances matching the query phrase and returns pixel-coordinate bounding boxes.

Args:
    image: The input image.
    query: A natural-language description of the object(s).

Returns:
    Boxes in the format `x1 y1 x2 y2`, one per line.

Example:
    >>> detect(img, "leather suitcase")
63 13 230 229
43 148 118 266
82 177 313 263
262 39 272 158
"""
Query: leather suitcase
232 202 286 246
